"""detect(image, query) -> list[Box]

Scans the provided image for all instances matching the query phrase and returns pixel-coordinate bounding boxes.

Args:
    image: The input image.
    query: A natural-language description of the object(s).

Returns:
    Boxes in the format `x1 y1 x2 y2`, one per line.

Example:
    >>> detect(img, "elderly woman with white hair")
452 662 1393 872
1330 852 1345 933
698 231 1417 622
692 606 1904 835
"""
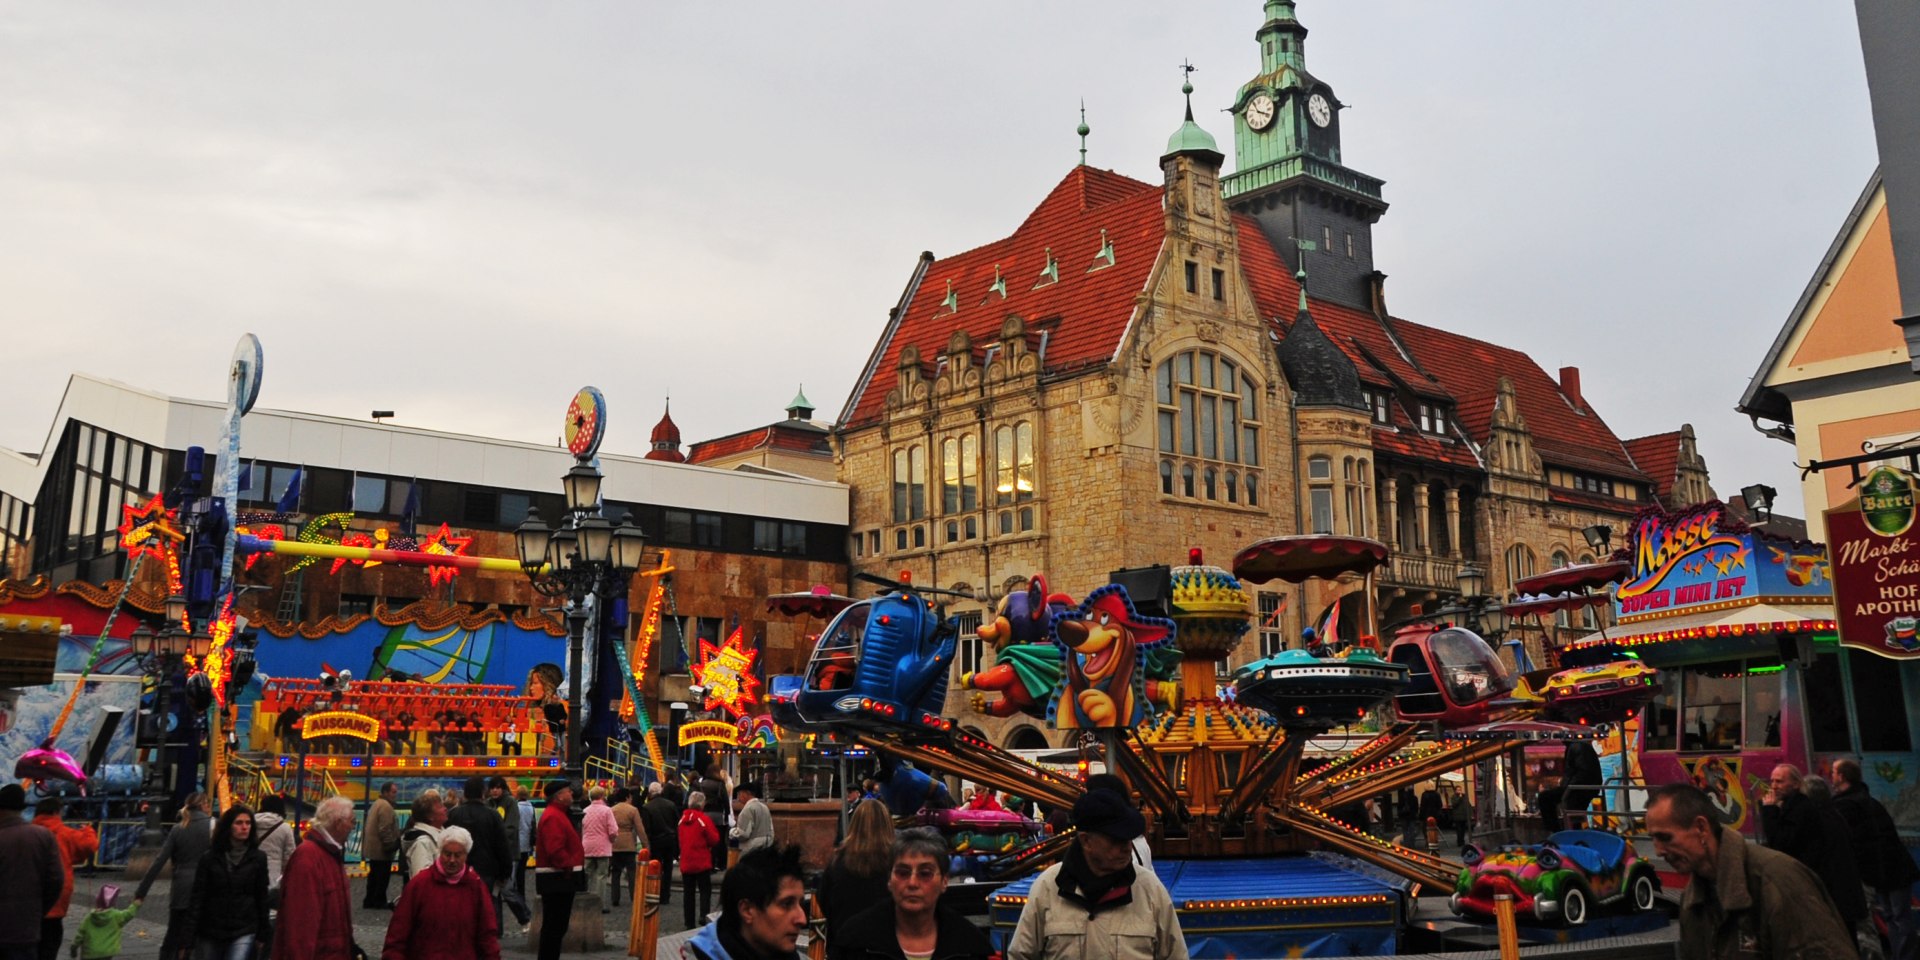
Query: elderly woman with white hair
383 824 499 960
273 795 357 960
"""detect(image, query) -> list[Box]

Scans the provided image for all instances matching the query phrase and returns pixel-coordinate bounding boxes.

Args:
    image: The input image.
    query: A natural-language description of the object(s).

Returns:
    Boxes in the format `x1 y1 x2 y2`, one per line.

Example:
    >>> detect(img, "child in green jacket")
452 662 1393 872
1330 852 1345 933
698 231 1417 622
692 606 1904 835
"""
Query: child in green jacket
70 884 138 960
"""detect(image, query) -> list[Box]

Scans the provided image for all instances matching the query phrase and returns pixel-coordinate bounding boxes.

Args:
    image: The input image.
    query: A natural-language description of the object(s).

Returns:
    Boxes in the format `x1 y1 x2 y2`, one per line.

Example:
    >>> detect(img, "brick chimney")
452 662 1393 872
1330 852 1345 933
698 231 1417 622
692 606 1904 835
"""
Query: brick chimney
1559 366 1584 411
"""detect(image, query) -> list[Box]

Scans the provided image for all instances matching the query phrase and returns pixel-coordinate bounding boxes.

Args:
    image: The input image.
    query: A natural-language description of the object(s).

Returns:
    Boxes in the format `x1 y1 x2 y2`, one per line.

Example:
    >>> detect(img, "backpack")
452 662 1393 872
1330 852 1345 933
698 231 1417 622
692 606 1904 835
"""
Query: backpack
398 826 433 881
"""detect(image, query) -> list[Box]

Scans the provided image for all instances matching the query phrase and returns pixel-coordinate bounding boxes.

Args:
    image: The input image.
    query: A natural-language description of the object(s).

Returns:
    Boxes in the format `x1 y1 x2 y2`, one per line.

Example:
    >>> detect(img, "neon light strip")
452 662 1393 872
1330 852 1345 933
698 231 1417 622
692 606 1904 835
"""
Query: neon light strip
238 535 534 573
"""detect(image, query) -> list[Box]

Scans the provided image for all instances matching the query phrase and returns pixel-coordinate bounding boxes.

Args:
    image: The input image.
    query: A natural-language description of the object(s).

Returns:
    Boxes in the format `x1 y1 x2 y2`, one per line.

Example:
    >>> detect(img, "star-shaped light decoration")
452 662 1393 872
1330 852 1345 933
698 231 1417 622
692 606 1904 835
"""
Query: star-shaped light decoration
692 626 763 719
419 522 472 587
119 494 183 563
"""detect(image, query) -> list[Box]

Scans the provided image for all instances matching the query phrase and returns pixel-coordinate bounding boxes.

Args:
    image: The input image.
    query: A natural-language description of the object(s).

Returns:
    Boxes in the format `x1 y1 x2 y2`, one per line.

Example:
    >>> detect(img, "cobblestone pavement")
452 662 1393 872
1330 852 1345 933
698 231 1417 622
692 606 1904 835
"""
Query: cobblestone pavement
64 868 706 960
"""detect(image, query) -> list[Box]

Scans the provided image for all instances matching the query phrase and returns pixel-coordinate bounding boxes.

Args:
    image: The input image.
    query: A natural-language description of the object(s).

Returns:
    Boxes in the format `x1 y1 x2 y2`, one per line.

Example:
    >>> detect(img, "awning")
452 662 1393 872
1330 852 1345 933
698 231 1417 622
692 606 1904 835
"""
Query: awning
1566 602 1837 652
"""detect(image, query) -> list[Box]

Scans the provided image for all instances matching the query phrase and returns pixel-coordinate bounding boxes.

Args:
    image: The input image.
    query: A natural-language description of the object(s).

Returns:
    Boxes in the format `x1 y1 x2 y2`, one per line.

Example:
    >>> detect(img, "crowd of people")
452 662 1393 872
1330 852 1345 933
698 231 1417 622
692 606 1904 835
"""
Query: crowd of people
5 759 1920 960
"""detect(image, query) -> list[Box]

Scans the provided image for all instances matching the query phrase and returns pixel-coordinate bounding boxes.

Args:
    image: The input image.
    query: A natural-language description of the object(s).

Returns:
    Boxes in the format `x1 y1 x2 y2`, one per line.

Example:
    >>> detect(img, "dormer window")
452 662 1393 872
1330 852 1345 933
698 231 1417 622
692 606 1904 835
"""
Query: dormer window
1362 390 1390 425
1416 402 1452 435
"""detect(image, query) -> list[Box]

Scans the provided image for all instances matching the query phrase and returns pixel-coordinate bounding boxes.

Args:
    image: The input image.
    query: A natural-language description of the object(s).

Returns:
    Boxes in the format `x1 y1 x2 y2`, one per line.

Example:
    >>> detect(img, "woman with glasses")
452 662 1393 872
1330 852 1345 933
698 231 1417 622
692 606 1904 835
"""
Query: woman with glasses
383 824 500 960
828 828 993 960
182 804 270 960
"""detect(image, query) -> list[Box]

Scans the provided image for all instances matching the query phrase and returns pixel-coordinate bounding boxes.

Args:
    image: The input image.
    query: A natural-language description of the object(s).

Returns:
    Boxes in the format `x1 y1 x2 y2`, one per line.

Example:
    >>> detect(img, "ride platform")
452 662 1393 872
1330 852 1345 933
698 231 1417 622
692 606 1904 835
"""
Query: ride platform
989 855 1411 958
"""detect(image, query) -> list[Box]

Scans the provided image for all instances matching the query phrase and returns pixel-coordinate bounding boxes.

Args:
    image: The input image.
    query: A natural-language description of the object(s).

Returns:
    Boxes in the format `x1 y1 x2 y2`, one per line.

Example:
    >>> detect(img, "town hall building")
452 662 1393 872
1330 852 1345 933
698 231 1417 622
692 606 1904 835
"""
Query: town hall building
830 0 1717 749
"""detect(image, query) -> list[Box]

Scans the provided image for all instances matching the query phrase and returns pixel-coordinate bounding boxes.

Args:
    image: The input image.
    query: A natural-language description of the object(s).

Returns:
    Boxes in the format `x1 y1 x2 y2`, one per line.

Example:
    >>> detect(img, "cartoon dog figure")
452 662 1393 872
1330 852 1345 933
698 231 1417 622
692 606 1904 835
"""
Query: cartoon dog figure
1051 585 1175 729
961 575 1072 718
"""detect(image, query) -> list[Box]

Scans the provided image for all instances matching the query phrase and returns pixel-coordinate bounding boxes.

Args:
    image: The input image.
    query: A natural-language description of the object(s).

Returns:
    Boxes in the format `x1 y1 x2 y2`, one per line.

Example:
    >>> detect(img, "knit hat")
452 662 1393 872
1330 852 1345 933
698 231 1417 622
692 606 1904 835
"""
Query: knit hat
95 884 121 910
1072 788 1145 841
0 784 25 810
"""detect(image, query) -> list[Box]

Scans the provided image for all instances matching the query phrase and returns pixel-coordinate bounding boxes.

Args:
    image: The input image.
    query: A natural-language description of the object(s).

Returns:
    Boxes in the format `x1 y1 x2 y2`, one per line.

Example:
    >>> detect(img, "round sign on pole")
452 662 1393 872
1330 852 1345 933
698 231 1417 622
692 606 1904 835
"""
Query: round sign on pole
230 334 264 415
565 387 608 459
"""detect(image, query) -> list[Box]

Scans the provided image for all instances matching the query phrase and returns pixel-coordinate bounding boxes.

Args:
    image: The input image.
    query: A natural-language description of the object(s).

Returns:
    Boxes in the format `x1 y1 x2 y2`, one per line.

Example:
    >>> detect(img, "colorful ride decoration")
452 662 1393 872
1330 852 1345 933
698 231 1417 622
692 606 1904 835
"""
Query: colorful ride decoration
1048 584 1175 730
692 626 763 720
913 806 1044 857
1451 829 1661 927
1612 500 1828 622
1231 648 1409 729
960 576 1073 719
770 586 959 735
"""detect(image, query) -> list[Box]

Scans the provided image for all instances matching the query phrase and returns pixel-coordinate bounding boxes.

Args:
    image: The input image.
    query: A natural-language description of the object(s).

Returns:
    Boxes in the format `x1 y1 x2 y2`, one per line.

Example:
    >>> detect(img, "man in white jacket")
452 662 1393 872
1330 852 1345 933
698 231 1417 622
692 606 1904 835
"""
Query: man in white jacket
730 783 775 854
1007 790 1187 960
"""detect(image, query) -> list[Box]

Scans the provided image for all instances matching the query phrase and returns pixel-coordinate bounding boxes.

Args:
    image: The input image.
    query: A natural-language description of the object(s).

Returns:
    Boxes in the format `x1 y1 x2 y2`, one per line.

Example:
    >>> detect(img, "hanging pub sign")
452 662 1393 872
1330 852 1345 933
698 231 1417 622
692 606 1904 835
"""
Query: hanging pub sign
1827 466 1920 658
1614 500 1831 623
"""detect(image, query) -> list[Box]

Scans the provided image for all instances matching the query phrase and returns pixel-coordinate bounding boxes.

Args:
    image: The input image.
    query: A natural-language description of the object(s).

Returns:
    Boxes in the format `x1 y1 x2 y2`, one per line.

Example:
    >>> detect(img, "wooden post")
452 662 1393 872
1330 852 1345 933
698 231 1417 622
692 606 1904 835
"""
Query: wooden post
1493 893 1520 960
807 890 828 960
629 849 661 959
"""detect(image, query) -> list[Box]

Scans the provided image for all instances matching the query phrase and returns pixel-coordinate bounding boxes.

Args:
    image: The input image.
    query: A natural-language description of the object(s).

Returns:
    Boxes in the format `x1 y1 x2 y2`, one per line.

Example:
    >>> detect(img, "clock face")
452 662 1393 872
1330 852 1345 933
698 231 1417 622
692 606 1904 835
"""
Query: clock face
1308 93 1332 128
1245 93 1276 132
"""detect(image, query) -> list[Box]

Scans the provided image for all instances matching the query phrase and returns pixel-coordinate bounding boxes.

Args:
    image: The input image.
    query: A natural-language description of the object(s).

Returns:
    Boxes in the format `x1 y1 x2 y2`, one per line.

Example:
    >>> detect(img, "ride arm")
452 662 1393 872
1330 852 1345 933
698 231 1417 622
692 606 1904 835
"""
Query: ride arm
1216 728 1304 826
1113 728 1190 825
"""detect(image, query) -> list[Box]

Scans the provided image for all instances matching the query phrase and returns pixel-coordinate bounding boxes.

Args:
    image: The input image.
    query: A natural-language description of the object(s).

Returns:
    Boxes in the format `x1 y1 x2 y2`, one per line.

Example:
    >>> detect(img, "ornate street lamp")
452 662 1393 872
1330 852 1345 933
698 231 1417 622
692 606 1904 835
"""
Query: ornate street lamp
516 392 645 774
1456 564 1486 602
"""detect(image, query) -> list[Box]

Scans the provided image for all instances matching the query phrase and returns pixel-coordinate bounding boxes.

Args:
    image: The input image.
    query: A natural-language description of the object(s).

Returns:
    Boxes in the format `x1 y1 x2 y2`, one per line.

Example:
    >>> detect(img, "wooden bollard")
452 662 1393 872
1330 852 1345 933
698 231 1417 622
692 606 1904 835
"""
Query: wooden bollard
807 891 828 960
630 850 662 960
1493 894 1520 960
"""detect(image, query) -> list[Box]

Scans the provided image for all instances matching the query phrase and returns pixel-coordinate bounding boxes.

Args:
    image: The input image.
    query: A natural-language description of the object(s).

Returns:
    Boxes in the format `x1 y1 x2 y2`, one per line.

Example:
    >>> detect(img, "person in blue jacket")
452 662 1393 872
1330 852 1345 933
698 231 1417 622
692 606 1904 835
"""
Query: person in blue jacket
685 845 808 960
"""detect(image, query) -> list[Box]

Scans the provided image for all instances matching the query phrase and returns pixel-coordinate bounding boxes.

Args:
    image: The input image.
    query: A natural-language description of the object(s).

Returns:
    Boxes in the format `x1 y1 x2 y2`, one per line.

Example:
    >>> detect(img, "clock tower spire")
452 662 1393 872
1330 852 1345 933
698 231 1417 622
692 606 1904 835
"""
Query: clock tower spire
1223 0 1388 308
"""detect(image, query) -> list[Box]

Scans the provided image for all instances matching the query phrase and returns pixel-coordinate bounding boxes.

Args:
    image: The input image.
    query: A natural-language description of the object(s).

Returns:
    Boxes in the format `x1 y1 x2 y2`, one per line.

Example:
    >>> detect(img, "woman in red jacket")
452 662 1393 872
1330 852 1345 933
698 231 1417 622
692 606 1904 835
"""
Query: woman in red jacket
533 781 584 960
676 789 721 931
382 825 499 960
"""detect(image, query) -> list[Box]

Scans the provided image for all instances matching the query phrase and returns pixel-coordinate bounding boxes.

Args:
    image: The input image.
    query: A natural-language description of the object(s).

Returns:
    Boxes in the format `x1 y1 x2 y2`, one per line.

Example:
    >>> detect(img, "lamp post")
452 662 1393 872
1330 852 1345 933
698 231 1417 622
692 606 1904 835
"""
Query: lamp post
514 465 647 775
1581 524 1613 554
1453 564 1508 641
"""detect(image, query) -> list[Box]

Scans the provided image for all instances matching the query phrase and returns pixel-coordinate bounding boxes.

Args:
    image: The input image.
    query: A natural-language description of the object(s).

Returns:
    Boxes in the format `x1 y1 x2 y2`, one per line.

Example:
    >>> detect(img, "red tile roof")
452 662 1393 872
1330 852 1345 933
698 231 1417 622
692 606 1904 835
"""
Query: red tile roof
1623 432 1682 499
1388 319 1645 479
846 162 1660 487
687 423 830 464
843 166 1165 427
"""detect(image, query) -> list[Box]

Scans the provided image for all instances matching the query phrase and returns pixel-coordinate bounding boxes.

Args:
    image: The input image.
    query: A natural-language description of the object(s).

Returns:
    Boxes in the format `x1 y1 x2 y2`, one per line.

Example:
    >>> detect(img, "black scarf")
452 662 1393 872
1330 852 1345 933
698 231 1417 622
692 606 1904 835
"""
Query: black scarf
1056 840 1135 916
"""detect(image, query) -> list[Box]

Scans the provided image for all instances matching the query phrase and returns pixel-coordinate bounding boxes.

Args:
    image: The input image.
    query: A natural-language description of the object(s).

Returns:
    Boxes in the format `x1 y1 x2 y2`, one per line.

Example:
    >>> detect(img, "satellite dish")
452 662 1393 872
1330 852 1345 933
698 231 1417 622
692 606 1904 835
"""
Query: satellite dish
230 334 264 415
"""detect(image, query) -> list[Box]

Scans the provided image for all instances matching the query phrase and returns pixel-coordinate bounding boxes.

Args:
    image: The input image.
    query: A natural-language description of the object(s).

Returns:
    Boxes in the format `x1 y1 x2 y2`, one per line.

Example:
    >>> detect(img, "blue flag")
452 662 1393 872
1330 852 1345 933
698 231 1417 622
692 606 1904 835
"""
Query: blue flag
275 466 303 514
400 480 420 534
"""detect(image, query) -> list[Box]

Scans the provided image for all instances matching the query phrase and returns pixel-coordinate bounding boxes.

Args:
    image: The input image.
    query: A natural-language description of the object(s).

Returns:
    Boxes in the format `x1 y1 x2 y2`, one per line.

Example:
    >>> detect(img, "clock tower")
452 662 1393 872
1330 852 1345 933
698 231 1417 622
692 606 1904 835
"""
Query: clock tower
1223 0 1388 308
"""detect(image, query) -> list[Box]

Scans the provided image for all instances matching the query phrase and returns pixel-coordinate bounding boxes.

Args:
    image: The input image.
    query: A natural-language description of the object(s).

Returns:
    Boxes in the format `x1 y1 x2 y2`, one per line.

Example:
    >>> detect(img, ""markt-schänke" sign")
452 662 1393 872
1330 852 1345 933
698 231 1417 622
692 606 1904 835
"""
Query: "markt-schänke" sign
1828 466 1920 659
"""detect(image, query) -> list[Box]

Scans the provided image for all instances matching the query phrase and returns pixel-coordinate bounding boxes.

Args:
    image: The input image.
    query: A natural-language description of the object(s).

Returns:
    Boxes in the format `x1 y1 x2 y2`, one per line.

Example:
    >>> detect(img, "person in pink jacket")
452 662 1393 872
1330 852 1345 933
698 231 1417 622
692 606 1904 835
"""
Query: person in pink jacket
676 790 721 931
580 786 616 913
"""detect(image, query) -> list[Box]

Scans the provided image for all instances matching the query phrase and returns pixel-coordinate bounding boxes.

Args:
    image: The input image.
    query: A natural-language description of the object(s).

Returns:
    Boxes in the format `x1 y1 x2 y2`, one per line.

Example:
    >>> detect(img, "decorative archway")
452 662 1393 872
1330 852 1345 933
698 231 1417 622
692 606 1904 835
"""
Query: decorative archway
1005 724 1051 752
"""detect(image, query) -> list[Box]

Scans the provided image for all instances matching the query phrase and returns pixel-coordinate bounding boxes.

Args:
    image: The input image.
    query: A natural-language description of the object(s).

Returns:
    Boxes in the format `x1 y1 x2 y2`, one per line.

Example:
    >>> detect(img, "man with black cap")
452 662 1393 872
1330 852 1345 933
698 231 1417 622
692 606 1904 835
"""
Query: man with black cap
1007 789 1187 960
0 784 63 960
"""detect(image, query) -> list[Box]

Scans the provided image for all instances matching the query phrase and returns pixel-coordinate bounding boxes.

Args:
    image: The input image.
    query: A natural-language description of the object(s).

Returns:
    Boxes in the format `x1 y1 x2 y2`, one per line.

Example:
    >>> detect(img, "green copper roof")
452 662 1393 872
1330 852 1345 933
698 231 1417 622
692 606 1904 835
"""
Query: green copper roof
1167 119 1219 155
1165 79 1219 156
788 386 812 410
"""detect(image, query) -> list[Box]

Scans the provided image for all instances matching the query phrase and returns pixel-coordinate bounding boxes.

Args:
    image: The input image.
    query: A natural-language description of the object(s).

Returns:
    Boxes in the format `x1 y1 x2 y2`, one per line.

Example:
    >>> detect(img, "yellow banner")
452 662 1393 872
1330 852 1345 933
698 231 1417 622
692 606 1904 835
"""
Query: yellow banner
302 710 382 742
677 720 740 746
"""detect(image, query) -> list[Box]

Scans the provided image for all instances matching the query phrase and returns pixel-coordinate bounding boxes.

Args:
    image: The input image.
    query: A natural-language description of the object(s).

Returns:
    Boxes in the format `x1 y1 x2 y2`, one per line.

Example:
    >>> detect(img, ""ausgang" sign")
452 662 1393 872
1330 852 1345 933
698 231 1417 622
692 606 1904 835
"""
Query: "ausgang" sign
301 711 382 742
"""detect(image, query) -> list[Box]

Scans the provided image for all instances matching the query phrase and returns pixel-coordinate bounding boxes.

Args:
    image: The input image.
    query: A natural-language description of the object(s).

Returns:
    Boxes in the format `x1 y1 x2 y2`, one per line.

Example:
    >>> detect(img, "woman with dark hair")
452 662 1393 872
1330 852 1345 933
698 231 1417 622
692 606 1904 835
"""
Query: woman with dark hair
183 804 271 960
818 799 896 943
829 828 993 960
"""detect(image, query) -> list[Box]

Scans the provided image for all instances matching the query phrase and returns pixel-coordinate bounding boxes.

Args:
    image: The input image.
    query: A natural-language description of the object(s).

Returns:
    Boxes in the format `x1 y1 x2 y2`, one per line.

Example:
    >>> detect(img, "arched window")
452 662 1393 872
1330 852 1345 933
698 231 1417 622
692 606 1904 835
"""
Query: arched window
1181 463 1196 498
1161 460 1174 495
1157 351 1260 465
1550 550 1572 626
1204 467 1218 500
994 423 1036 504
1504 544 1536 590
942 436 980 515
1246 474 1259 506
1225 470 1238 504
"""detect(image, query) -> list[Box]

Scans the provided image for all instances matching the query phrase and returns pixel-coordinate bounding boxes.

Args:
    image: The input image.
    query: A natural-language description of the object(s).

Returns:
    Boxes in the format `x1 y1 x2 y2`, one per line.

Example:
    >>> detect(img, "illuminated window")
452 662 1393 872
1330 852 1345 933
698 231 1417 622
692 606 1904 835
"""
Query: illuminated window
993 423 1035 504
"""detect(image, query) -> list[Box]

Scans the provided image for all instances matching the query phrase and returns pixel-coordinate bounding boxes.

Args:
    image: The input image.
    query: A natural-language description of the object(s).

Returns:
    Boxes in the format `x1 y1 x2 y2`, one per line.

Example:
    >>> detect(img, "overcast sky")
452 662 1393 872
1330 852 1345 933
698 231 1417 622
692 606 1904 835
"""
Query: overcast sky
0 2 1879 518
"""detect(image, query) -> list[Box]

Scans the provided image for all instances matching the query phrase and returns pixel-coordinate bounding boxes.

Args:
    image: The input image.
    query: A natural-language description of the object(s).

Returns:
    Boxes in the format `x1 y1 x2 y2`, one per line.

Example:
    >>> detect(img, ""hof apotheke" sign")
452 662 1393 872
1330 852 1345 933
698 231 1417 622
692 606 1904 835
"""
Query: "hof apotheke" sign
1829 466 1920 658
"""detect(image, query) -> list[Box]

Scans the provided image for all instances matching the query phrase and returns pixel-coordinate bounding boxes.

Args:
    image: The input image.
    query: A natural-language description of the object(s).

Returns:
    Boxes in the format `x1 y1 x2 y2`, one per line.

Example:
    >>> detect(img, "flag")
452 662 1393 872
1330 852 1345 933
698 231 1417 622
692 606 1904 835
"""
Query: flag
399 480 420 534
275 467 303 514
1316 594 1343 641
237 462 252 496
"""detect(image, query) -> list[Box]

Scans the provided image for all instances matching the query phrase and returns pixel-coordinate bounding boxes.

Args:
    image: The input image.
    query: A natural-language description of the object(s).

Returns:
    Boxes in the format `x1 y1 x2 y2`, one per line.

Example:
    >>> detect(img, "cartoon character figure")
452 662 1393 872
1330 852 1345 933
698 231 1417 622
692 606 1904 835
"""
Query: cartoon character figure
961 575 1072 718
1050 584 1175 729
